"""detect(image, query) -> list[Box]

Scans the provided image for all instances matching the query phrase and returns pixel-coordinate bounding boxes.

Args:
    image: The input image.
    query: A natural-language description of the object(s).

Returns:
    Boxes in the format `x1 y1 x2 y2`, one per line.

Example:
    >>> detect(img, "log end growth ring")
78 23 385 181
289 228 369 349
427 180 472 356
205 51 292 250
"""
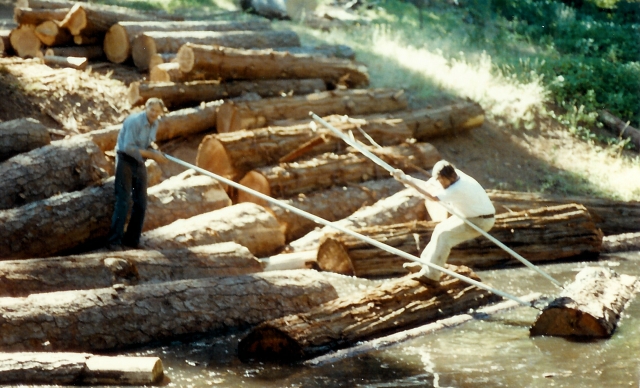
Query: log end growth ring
238 326 303 364
104 24 130 64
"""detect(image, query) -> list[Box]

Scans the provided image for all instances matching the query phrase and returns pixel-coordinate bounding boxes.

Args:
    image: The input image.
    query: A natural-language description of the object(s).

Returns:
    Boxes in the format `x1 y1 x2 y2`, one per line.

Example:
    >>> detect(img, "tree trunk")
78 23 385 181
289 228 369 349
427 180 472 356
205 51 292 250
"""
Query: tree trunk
530 267 638 338
0 270 338 352
44 44 104 60
176 43 369 88
317 204 603 278
140 202 285 257
129 78 326 109
43 54 87 70
0 353 163 385
238 265 499 363
13 7 69 25
0 137 110 210
598 109 640 151
488 189 640 235
9 24 42 58
0 242 262 297
104 19 272 64
0 117 51 162
58 2 157 37
602 232 640 253
196 115 413 181
34 20 72 46
217 88 408 132
131 29 301 70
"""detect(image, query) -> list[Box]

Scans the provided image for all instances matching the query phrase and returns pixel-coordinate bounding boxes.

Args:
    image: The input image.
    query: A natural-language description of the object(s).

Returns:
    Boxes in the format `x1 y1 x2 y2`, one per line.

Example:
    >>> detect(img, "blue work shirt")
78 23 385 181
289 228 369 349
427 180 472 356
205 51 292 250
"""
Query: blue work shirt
115 111 159 162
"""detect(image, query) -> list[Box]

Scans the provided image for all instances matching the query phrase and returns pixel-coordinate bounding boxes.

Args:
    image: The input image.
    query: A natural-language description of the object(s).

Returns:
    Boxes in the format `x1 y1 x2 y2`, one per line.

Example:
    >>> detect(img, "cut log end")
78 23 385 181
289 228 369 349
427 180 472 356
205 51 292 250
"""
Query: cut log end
236 171 270 205
59 3 86 36
316 237 354 276
195 136 236 180
149 62 179 83
238 326 304 364
103 23 129 63
176 44 195 73
131 33 157 70
529 306 609 338
10 24 42 58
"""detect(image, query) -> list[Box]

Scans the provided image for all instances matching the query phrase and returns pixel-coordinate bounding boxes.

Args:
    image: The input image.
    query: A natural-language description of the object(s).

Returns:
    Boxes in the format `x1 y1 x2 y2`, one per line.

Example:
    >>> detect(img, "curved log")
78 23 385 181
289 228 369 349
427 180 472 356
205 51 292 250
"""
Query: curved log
0 118 50 162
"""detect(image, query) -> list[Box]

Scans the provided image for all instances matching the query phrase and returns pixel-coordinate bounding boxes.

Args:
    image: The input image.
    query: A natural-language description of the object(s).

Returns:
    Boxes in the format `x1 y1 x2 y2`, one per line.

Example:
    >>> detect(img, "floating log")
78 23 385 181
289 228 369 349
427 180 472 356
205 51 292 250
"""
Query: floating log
131 29 301 70
598 109 640 151
129 78 326 109
104 19 271 64
317 204 603 278
0 137 110 210
0 117 50 162
530 267 638 338
13 7 69 25
238 265 499 363
602 232 640 253
140 202 285 257
176 43 369 88
9 24 42 58
0 270 338 352
44 44 104 60
34 20 72 46
0 353 163 385
59 2 156 37
217 88 408 132
43 54 87 70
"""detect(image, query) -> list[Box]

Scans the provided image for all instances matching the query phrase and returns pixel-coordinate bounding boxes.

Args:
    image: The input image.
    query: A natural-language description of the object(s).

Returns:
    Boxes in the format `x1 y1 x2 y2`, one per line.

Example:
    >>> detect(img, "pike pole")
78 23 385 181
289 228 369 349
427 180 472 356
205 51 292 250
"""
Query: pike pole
309 112 563 289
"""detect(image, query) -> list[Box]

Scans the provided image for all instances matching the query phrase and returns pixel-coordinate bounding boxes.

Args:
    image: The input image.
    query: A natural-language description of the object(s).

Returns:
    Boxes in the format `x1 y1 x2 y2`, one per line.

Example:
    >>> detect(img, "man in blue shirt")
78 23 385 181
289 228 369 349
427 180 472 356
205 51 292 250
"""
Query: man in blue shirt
107 98 168 250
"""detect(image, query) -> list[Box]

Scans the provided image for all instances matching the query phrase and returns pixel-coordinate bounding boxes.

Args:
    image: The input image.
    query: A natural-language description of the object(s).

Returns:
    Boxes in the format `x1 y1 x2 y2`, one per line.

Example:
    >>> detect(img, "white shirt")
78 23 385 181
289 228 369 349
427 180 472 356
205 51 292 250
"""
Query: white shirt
429 169 495 218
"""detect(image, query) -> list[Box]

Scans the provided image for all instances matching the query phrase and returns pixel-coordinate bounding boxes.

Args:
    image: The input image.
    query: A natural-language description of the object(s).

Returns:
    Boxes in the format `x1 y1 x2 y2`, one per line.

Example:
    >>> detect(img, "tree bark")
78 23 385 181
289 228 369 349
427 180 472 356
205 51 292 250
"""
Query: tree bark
43 54 87 70
140 202 285 257
44 44 104 60
272 44 355 59
238 265 499 363
0 353 163 385
317 204 603 278
176 43 369 88
13 7 69 25
34 20 72 46
530 267 638 338
129 78 326 109
0 137 110 210
9 24 42 58
0 270 338 352
131 29 301 70
0 118 50 162
58 2 157 37
104 19 272 64
15 0 75 9
217 88 408 132
598 109 640 151
602 232 640 253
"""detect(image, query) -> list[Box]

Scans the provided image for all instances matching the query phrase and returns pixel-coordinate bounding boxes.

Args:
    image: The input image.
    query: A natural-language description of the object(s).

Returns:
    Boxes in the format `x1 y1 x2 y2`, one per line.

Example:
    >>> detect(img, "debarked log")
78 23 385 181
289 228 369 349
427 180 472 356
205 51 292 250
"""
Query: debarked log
0 352 163 385
0 117 50 162
317 204 603 277
0 270 338 352
238 265 499 363
0 137 110 210
530 266 638 338
216 88 408 132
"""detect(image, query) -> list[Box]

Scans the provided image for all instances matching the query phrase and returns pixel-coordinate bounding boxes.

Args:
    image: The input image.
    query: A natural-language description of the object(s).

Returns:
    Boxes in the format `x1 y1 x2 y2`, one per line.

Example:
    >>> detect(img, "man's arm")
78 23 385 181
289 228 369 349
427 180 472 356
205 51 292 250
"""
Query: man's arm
140 149 168 164
392 169 439 202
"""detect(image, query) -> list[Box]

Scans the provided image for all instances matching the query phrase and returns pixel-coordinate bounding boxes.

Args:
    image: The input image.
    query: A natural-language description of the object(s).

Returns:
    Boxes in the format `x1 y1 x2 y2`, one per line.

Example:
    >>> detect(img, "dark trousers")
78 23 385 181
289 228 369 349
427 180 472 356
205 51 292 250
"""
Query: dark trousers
108 152 148 247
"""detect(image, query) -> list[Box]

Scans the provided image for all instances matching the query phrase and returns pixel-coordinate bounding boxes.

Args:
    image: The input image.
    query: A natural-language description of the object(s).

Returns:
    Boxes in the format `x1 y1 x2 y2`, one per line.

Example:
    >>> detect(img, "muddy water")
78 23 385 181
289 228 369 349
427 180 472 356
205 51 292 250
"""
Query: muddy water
122 252 640 388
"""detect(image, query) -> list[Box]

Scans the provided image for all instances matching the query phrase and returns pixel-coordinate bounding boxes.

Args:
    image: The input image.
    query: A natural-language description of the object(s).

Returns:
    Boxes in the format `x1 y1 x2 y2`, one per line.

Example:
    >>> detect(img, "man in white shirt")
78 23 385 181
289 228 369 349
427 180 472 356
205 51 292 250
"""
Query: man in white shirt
392 160 495 283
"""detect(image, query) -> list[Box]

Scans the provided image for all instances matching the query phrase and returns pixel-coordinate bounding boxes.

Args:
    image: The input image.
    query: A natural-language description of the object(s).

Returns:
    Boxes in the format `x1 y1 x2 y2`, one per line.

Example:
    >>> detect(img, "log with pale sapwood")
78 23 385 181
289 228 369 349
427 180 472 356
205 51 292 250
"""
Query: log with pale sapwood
602 232 640 253
196 116 412 181
0 242 261 297
129 78 326 109
45 44 104 60
9 24 42 58
0 270 338 352
131 29 301 70
34 20 72 46
149 62 184 82
43 54 87 70
530 266 638 337
317 204 603 278
0 117 50 161
13 7 68 25
217 88 408 132
0 352 163 385
598 109 640 151
59 2 160 37
176 43 369 88
104 19 272 64
238 265 499 363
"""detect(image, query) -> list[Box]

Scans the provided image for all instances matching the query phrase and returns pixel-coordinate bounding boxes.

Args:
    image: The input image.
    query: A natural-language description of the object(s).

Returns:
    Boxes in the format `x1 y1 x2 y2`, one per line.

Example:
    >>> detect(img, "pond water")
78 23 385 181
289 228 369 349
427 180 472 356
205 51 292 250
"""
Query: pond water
113 251 640 388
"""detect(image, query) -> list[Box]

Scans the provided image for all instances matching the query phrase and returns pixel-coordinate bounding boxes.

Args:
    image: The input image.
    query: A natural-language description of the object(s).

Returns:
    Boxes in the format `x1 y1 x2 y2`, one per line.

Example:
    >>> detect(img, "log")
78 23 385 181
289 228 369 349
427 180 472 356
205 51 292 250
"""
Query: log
131 29 301 71
0 117 51 162
240 0 318 20
176 43 369 88
598 109 640 151
217 88 408 132
260 251 319 271
34 20 72 46
196 115 412 181
317 204 603 278
15 0 75 9
272 44 355 59
104 19 272 64
0 242 262 297
238 265 499 363
129 78 327 109
237 142 440 200
602 232 640 253
9 24 42 58
140 202 285 257
530 267 638 337
59 2 158 37
0 30 10 56
147 52 175 70
44 44 104 60
0 270 338 352
72 34 101 46
43 54 87 70
13 7 69 25
0 137 110 210
149 61 184 82
0 353 163 385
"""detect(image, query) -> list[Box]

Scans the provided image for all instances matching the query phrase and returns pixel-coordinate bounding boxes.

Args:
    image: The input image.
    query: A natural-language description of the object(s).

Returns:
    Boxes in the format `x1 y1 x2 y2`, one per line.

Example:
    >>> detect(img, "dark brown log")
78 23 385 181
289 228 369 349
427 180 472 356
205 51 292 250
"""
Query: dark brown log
0 118 50 161
9 24 42 58
72 33 101 46
104 19 272 64
34 20 72 46
0 30 10 56
15 0 75 9
43 54 87 70
598 109 640 151
44 44 104 60
317 204 603 278
602 232 640 253
0 353 163 385
0 137 110 210
176 43 369 88
129 78 327 109
131 29 301 71
238 265 499 363
58 2 156 37
217 88 408 132
0 271 338 352
530 267 637 337
13 7 69 25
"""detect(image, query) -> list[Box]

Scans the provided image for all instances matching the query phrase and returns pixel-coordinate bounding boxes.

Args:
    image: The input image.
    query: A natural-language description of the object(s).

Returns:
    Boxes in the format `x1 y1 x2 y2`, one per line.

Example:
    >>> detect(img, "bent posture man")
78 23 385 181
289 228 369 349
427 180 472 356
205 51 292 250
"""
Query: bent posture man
392 160 495 282
107 98 168 250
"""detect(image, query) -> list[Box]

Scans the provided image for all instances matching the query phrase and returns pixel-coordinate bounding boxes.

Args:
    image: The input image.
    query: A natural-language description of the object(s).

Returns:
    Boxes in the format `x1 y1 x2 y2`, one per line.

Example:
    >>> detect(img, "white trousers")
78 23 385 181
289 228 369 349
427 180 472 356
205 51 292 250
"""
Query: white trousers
419 215 495 281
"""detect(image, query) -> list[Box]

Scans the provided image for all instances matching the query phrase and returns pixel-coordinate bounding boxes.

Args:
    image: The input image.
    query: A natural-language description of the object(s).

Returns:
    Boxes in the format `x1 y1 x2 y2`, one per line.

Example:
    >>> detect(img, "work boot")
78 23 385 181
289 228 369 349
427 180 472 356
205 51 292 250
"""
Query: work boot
106 243 125 252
